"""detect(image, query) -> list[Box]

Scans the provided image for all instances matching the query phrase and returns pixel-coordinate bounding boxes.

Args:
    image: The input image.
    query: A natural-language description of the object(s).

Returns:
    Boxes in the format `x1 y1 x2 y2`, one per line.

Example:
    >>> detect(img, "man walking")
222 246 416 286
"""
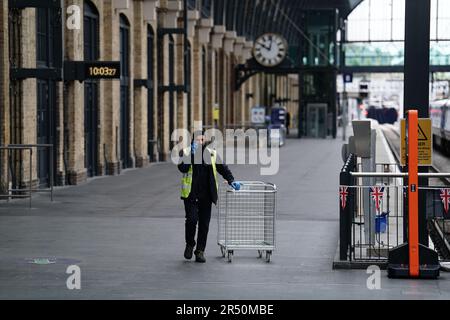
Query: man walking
178 132 241 263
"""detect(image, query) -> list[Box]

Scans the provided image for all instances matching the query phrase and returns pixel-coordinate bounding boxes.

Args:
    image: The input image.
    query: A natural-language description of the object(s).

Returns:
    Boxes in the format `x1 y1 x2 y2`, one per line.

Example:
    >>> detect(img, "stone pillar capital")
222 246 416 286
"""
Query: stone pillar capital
113 0 130 10
243 41 254 61
196 18 214 44
187 10 200 38
161 0 182 28
233 36 246 57
143 0 160 23
224 31 237 54
211 25 226 49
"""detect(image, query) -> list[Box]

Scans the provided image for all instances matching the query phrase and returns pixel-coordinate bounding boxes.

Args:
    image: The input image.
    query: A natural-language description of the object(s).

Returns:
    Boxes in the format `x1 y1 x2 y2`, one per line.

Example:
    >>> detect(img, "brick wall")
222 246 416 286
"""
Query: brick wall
133 1 149 168
0 1 8 191
206 47 216 127
20 9 37 182
103 0 121 174
0 0 288 189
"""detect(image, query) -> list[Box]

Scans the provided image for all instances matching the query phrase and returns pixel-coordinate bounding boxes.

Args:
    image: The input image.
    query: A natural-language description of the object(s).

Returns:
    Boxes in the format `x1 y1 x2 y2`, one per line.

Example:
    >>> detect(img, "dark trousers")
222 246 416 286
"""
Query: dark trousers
184 199 212 252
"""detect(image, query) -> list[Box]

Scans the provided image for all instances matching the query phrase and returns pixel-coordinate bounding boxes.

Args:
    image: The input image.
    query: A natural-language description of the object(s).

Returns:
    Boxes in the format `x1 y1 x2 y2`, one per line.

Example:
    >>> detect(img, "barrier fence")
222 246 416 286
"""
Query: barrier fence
350 185 404 261
339 154 450 264
0 144 54 208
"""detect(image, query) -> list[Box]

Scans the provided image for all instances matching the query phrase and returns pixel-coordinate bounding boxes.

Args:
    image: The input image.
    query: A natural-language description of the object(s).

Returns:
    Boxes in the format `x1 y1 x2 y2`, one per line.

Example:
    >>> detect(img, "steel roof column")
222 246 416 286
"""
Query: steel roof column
404 1 430 119
403 0 431 246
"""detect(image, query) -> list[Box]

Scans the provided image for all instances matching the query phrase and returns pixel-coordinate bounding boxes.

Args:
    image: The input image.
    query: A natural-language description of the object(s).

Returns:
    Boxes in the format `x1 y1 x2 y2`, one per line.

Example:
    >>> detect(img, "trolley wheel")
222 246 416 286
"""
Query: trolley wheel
220 246 226 258
258 250 263 258
227 251 233 263
265 251 272 263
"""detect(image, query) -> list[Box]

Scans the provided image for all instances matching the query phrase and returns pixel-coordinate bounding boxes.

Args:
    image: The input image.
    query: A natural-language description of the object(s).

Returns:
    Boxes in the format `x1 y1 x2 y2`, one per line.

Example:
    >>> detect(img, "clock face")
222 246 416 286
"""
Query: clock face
253 33 288 67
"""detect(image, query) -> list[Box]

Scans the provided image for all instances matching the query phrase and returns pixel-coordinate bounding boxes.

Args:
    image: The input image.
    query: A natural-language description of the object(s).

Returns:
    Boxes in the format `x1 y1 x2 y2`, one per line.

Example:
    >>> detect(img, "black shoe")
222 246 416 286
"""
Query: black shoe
195 250 206 263
184 245 194 260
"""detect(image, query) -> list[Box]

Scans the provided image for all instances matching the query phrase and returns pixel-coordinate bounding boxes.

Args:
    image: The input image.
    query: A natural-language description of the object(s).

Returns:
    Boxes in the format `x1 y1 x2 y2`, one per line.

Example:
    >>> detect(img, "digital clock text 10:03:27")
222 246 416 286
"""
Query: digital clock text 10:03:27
88 66 118 77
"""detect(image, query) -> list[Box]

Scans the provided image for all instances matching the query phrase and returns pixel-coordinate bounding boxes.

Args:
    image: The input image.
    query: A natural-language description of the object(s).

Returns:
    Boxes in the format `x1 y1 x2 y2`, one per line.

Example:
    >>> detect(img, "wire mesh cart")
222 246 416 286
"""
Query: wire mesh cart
217 181 277 263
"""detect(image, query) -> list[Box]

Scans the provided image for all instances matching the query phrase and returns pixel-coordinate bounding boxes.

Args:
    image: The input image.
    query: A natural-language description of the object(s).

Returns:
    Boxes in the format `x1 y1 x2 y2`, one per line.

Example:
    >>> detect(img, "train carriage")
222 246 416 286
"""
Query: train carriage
430 99 450 154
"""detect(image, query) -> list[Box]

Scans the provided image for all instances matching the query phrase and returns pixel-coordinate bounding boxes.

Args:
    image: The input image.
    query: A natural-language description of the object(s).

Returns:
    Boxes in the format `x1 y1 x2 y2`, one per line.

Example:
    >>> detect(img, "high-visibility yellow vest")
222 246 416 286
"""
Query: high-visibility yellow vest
180 147 218 199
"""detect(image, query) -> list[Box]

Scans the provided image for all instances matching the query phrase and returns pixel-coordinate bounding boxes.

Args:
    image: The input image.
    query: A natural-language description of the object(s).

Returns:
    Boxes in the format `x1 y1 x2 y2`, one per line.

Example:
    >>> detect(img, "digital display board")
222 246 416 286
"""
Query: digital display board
84 62 120 79
64 61 121 81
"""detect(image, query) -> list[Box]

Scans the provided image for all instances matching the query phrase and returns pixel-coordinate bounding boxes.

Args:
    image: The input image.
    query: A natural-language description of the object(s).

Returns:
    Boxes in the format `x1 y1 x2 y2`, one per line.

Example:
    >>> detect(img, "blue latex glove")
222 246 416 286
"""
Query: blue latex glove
191 142 198 155
231 181 242 191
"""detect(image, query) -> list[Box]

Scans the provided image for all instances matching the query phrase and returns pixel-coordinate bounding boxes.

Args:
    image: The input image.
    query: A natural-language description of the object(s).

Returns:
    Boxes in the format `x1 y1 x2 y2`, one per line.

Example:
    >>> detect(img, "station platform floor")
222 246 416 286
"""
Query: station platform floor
1 132 450 299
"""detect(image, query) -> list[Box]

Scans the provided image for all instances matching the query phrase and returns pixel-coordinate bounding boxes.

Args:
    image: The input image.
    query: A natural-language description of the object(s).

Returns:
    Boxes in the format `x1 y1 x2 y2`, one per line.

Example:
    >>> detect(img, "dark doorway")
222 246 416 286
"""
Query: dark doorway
36 80 56 187
169 35 175 150
84 1 100 177
202 47 207 127
186 41 192 131
36 7 56 188
120 15 131 169
147 25 155 161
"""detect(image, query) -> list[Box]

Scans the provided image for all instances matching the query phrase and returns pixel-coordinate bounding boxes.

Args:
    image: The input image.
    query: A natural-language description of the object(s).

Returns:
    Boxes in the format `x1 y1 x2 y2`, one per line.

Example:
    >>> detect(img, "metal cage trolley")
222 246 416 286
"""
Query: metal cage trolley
217 181 277 262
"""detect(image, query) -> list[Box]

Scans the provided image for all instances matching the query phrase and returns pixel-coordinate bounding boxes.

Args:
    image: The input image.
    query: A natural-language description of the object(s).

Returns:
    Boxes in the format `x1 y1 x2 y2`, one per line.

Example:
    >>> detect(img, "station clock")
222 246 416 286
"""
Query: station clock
253 33 288 67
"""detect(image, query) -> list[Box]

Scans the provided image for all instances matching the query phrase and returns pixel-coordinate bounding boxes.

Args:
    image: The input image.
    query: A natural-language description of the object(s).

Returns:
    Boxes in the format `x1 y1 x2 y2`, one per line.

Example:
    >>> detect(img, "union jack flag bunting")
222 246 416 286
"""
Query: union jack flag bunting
441 188 450 214
339 187 349 209
370 186 385 213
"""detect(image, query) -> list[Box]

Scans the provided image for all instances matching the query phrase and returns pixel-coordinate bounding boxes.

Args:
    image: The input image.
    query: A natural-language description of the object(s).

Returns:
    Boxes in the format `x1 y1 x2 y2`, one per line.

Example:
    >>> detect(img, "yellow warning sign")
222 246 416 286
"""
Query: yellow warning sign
400 118 433 166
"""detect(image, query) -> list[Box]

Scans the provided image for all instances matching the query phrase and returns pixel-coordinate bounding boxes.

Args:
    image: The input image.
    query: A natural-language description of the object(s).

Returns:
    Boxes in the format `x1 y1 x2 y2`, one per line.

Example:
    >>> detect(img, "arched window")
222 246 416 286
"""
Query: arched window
84 0 100 177
84 1 99 61
36 7 56 187
120 14 131 169
147 25 155 160
169 35 175 148
202 47 207 126
186 40 192 130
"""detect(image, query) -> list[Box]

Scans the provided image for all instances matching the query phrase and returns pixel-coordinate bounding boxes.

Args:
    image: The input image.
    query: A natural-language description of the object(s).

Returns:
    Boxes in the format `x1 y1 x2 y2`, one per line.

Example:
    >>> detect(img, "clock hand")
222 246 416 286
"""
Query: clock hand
258 40 271 51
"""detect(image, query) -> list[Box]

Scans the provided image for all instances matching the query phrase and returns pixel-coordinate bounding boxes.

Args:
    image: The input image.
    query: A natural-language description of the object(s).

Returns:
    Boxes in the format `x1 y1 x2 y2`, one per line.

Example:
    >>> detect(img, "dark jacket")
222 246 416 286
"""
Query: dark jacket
178 147 234 204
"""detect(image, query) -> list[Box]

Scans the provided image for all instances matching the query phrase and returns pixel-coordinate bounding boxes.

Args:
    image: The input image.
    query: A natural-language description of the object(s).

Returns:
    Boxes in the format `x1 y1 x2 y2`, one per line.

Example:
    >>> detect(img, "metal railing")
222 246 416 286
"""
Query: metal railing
425 186 450 261
0 144 54 208
339 154 450 263
351 172 450 179
339 153 357 261
349 185 404 262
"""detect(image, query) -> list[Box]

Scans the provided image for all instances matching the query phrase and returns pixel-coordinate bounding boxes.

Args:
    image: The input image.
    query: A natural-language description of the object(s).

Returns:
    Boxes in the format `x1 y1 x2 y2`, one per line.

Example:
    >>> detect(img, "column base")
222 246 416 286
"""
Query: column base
56 172 65 186
97 164 106 177
106 162 120 176
67 170 87 185
136 156 150 168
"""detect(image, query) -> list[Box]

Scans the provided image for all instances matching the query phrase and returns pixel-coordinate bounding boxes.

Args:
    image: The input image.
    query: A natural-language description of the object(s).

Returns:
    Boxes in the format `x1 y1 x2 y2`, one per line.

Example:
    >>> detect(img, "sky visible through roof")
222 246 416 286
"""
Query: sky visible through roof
347 0 450 42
